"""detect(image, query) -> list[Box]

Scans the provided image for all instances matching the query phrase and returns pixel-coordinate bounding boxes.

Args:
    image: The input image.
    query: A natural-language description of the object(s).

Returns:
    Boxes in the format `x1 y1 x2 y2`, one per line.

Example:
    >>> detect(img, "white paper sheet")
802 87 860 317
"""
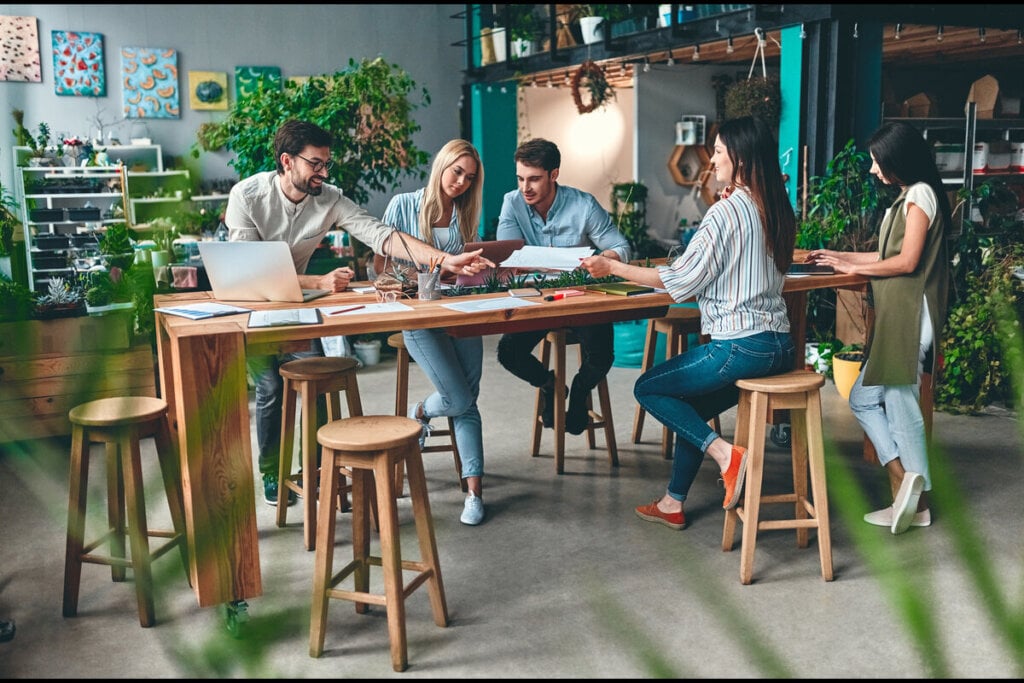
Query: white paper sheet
441 297 542 313
499 245 594 271
319 302 414 316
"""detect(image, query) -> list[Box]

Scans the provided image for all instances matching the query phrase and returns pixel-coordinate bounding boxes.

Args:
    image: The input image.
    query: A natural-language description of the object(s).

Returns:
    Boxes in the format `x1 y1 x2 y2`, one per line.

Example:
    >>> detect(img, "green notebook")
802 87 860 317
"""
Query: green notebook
588 282 655 296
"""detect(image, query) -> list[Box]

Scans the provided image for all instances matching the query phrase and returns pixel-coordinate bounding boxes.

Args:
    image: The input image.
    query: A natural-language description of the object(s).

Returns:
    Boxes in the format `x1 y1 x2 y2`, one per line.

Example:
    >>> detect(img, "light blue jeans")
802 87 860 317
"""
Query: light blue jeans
848 305 933 491
634 331 795 502
402 328 484 479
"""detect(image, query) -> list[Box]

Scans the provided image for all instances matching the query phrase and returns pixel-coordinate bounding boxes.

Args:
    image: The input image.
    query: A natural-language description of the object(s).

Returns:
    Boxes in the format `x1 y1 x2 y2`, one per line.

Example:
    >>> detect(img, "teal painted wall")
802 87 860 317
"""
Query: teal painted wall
779 25 803 212
470 83 518 239
853 23 884 146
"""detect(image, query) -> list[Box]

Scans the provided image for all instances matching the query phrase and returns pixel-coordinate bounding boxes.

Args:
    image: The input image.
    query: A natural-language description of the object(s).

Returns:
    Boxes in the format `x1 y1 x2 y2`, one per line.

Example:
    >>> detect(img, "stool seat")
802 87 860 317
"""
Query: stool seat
722 369 833 584
278 355 363 551
531 329 617 474
64 396 189 628
310 415 448 672
387 333 465 492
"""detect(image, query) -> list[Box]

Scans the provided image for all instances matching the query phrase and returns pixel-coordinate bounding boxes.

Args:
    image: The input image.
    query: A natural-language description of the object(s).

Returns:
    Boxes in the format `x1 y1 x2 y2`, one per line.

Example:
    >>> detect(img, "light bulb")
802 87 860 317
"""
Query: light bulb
643 59 651 73
691 45 699 61
979 27 986 43
937 25 944 42
894 23 902 40
726 36 734 54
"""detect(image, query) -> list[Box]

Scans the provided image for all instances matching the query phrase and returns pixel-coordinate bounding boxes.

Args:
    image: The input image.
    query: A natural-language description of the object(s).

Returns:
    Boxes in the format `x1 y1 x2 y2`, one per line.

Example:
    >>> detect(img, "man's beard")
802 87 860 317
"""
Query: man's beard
294 175 324 196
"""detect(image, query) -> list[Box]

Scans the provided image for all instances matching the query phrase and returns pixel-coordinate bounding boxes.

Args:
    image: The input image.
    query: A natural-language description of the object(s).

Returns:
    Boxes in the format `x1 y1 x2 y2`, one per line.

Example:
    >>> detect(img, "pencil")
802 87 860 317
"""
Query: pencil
327 305 365 316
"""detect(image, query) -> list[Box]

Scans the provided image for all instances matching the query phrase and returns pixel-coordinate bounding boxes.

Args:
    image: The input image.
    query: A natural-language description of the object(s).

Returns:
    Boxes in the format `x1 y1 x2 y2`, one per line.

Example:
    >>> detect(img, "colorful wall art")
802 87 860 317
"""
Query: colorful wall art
52 30 105 96
121 46 179 119
188 70 228 110
0 15 41 82
235 65 281 99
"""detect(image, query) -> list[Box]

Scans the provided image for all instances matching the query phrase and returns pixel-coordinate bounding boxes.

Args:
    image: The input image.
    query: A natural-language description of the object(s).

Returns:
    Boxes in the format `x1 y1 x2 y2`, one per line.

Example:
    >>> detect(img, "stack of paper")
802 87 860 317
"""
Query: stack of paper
499 246 594 271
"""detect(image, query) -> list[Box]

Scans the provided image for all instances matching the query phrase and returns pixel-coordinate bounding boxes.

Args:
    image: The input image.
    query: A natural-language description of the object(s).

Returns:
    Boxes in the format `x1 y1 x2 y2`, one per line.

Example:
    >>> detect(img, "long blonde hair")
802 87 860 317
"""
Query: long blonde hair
419 139 483 245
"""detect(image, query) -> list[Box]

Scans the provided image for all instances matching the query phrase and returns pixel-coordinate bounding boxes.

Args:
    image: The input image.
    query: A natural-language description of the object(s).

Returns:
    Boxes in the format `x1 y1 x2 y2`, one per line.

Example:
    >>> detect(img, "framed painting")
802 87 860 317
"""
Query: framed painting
52 30 105 96
121 46 179 119
235 65 281 99
0 15 41 82
188 70 228 110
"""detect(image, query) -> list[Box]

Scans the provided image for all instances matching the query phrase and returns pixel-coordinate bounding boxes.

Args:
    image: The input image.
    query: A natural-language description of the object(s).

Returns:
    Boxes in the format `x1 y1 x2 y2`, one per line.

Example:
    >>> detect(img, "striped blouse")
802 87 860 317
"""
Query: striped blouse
382 188 464 268
658 187 789 340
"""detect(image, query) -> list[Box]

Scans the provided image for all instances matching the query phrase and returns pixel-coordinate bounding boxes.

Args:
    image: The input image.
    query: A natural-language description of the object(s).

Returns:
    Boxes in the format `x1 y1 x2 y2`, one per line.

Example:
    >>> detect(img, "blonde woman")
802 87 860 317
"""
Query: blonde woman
382 139 488 525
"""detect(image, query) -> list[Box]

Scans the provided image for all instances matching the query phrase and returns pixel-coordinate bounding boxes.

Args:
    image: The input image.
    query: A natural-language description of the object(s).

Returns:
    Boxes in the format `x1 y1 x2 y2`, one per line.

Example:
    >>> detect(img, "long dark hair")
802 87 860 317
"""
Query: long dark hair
718 116 795 271
867 121 953 234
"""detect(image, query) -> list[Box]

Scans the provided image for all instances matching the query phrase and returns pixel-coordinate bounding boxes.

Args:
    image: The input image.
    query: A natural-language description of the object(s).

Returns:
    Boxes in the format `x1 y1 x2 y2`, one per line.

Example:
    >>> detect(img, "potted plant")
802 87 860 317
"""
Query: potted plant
831 343 865 401
0 172 20 279
610 181 664 260
98 222 137 272
352 334 382 367
505 4 543 58
0 273 35 322
724 76 783 131
11 109 55 166
34 276 86 319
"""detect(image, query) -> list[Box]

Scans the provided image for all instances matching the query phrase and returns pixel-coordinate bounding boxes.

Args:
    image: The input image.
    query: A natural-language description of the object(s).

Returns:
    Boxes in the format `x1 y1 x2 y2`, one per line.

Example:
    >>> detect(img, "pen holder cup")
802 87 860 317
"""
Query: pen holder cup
417 272 440 301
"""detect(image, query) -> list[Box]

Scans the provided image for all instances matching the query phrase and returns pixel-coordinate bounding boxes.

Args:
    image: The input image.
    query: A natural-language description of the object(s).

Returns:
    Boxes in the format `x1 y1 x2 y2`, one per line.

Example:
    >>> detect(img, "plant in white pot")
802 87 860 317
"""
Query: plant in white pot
352 334 382 367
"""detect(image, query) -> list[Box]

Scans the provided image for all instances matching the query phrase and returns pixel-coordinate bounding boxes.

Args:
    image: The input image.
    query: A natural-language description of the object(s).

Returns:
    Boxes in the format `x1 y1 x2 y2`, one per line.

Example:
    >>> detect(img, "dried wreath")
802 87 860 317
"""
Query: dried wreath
571 60 615 114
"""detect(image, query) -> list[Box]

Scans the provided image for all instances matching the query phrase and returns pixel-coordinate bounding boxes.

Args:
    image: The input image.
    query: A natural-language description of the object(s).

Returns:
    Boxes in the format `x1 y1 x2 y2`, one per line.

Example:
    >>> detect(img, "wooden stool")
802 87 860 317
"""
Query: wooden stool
278 356 364 551
63 396 189 627
387 333 465 492
721 370 833 584
530 329 618 474
309 415 448 672
631 307 721 459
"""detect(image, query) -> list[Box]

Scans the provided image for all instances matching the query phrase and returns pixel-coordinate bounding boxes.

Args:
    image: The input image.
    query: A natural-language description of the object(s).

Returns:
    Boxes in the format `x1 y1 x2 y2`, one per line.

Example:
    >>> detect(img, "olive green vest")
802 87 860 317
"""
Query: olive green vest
863 185 949 386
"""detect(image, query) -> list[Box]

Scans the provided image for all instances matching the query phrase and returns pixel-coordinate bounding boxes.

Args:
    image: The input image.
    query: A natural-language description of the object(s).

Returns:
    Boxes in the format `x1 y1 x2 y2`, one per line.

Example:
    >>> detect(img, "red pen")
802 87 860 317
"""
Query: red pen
543 290 585 302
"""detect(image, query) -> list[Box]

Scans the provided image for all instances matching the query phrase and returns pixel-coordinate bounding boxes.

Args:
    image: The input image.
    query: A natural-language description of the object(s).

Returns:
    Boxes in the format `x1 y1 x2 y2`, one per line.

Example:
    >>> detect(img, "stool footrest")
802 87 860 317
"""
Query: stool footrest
327 557 437 605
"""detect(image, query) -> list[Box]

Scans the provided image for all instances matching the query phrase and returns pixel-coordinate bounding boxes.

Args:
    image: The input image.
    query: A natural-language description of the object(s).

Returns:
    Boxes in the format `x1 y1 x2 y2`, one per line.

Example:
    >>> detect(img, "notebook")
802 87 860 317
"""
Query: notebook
455 238 526 287
587 282 655 296
197 241 330 303
787 263 835 276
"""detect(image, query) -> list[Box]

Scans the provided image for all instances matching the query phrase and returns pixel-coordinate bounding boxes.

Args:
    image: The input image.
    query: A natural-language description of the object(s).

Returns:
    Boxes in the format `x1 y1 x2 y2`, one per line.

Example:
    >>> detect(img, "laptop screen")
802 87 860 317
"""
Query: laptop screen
197 241 328 302
455 239 526 287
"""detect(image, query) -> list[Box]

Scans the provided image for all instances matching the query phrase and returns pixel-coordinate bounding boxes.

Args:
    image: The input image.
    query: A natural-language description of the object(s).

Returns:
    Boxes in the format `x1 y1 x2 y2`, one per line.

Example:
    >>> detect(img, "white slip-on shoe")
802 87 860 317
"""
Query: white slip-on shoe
460 492 485 525
864 505 931 528
891 472 925 535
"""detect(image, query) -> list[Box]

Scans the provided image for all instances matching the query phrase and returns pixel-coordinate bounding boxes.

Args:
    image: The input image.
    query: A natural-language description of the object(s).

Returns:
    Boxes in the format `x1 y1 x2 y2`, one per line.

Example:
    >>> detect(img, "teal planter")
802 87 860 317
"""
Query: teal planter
613 303 701 370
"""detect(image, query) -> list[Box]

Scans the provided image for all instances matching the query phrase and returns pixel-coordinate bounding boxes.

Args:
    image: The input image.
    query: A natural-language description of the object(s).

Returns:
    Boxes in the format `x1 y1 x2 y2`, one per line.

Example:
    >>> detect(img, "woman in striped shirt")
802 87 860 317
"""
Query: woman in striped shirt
579 116 796 530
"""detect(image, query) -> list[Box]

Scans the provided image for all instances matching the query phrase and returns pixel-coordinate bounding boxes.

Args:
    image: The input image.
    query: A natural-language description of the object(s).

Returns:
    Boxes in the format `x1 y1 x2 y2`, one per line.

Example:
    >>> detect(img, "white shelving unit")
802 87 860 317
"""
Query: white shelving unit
12 143 190 291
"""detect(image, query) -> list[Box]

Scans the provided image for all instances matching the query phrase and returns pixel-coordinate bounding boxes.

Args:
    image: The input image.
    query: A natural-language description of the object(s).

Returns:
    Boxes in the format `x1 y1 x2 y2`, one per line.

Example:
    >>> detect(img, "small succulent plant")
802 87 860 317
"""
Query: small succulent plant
36 276 84 308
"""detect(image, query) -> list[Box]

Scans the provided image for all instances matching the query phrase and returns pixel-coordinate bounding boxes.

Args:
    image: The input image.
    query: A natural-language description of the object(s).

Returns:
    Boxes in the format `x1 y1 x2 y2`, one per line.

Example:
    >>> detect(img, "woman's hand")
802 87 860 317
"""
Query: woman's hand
579 255 614 278
807 250 856 274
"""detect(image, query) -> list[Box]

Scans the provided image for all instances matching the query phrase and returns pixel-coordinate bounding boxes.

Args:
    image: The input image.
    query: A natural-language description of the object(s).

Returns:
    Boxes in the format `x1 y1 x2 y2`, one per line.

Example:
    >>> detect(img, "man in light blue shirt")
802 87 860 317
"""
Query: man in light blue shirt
496 138 631 435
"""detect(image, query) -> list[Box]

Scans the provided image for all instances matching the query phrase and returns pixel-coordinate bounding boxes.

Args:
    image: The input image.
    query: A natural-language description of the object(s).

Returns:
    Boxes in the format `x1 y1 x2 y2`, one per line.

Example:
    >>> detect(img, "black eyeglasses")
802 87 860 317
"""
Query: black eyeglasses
294 154 334 173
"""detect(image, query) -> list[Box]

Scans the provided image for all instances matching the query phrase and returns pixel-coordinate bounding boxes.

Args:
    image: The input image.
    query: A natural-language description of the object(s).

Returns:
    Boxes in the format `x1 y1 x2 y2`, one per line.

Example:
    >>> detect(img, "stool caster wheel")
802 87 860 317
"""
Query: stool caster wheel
770 423 791 448
222 600 250 639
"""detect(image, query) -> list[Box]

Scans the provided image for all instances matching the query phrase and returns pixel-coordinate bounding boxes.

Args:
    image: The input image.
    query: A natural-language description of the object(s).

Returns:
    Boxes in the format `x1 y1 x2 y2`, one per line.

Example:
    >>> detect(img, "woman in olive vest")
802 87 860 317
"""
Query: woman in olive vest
807 121 950 535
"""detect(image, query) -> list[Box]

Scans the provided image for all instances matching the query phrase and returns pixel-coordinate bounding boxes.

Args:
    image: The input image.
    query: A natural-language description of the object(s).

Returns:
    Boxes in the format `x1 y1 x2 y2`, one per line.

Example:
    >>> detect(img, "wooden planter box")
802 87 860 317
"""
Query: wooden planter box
0 314 156 443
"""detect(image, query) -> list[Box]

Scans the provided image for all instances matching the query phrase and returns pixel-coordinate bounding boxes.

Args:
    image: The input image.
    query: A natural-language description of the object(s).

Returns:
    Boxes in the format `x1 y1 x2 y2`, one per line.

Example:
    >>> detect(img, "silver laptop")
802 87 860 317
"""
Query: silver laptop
197 241 330 303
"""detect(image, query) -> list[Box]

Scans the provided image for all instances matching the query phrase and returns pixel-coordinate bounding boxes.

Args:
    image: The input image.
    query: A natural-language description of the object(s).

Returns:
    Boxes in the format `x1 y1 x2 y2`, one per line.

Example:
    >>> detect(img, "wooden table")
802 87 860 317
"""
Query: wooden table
154 285 671 607
154 271 868 608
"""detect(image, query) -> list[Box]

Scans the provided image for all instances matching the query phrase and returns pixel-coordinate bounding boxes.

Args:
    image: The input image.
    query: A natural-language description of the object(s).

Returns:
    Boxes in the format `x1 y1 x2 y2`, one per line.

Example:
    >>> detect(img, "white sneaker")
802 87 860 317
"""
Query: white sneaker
864 505 931 528
408 401 432 448
891 472 925 535
460 492 485 525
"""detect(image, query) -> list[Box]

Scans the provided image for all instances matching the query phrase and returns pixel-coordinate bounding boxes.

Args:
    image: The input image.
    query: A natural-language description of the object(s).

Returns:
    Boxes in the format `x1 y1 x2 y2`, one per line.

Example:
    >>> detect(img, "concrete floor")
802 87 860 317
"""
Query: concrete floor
1 334 1021 678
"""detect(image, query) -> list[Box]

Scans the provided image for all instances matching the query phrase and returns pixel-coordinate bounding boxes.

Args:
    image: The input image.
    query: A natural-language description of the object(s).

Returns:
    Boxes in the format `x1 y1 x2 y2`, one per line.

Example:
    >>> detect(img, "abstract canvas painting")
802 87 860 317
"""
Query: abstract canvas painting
188 70 228 110
121 46 179 118
52 30 105 96
235 65 281 99
0 15 41 82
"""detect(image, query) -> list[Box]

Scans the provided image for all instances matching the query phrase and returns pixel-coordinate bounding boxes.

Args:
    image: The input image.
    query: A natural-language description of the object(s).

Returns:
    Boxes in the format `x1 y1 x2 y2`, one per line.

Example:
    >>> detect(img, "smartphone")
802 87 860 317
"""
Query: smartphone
508 287 542 297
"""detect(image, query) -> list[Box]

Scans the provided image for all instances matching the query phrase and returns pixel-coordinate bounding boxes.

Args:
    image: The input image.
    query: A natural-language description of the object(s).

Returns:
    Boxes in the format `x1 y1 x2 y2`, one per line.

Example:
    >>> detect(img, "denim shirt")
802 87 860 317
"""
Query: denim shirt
496 184 631 263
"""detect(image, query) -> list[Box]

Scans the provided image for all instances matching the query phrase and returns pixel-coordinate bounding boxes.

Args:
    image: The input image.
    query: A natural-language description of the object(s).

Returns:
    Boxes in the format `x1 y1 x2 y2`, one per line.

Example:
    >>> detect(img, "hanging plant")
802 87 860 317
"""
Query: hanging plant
724 76 781 128
571 60 615 114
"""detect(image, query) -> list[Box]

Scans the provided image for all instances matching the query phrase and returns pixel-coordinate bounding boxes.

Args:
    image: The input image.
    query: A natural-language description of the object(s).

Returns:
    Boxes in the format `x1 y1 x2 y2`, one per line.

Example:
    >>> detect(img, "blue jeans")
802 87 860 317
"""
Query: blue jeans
634 331 795 502
848 306 933 491
249 339 325 476
403 328 484 479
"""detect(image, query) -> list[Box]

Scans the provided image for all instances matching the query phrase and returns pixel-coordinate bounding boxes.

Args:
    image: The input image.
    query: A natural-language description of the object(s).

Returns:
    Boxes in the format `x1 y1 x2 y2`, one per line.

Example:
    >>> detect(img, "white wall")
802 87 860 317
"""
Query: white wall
1 4 464 217
517 84 634 213
517 62 738 250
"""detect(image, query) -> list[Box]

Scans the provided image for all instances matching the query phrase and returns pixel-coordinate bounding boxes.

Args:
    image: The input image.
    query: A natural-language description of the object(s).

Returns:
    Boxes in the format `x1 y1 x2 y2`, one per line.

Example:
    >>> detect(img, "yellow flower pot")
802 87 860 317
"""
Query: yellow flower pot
832 353 863 401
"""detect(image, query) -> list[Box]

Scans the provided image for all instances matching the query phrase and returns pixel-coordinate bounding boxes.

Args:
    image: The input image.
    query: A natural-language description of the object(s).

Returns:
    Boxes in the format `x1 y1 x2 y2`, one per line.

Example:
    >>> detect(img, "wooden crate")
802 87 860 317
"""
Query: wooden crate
0 316 155 443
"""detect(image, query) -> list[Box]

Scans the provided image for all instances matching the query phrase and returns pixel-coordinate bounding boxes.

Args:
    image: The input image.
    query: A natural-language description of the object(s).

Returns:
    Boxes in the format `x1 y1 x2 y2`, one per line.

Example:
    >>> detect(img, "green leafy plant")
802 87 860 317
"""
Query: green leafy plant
502 4 543 42
610 181 664 260
11 109 52 158
0 177 19 257
0 273 35 321
724 77 782 130
950 178 1023 306
192 57 430 208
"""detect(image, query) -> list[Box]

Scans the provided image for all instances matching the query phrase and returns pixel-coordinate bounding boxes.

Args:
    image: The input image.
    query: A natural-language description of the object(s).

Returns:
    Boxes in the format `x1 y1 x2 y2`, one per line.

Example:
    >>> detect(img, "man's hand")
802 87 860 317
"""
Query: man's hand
314 266 355 292
443 248 495 276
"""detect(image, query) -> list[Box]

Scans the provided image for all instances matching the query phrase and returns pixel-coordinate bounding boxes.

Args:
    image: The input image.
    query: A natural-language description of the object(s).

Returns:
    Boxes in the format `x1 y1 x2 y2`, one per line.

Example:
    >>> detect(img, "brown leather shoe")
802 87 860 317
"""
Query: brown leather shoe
635 500 686 530
721 446 748 510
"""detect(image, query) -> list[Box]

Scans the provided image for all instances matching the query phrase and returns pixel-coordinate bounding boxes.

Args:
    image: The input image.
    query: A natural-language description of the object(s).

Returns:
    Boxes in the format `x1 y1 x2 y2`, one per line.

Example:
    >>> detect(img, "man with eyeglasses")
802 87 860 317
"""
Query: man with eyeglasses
225 119 493 509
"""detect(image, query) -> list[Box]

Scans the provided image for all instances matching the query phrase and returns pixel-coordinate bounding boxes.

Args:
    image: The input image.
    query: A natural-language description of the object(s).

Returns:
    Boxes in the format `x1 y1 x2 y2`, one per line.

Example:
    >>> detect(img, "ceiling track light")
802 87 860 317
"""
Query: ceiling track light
726 35 734 53
666 50 676 66
799 23 806 40
853 22 859 40
937 25 944 42
564 71 571 85
643 57 651 73
894 23 903 40
979 27 987 43
620 61 627 75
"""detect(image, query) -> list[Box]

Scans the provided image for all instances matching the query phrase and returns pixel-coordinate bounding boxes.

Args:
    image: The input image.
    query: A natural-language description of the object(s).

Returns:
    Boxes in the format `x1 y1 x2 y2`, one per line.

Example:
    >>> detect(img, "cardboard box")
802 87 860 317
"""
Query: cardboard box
900 92 938 118
965 74 1000 119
